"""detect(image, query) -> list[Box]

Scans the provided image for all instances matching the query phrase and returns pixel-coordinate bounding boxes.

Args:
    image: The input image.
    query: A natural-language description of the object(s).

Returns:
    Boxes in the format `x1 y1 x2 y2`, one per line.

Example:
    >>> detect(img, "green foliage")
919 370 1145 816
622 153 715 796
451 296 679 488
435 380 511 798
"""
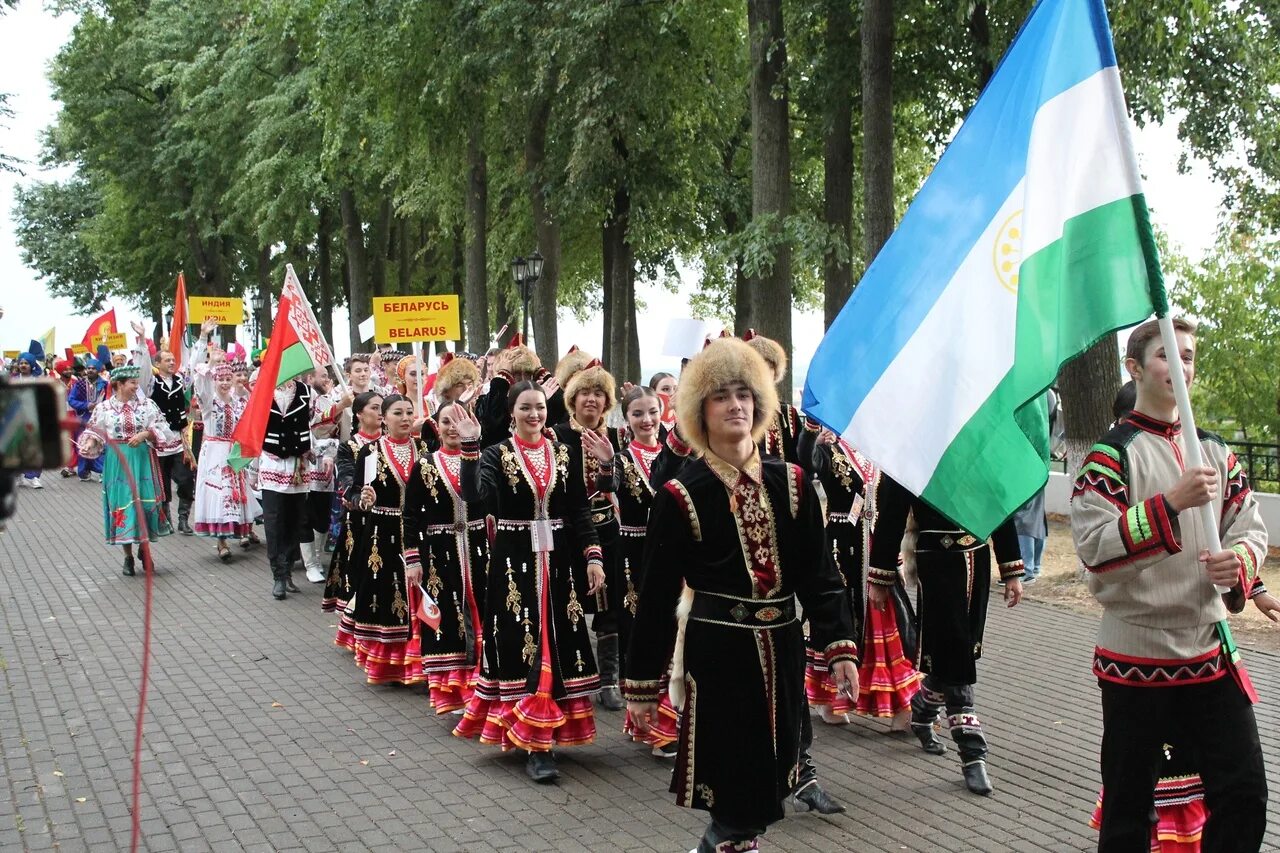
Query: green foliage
1168 224 1280 445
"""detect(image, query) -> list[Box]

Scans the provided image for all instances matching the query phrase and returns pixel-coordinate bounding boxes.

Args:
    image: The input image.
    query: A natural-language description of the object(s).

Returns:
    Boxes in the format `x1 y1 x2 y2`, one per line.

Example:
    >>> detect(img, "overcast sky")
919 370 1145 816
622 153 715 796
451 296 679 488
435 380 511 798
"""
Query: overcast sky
0 2 1228 383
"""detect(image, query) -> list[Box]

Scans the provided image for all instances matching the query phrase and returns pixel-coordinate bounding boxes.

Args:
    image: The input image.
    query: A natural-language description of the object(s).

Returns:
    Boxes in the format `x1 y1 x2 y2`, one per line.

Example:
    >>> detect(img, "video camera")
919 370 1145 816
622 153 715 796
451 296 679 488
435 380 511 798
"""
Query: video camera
0 376 71 522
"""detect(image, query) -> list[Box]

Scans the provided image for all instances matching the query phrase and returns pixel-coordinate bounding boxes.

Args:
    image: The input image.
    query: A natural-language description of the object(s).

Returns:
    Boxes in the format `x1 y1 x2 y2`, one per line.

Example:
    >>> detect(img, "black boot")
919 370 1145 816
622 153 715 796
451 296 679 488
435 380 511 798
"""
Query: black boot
962 760 993 795
525 750 559 784
272 563 287 600
177 498 193 535
792 782 847 814
285 568 300 594
595 633 624 711
911 686 947 756
122 554 136 577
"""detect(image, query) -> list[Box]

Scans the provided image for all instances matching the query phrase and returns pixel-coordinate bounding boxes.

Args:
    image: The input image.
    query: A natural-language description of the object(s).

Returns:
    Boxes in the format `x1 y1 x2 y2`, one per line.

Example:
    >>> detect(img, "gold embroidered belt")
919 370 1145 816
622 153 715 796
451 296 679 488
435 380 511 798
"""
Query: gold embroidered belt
689 590 797 630
916 530 983 552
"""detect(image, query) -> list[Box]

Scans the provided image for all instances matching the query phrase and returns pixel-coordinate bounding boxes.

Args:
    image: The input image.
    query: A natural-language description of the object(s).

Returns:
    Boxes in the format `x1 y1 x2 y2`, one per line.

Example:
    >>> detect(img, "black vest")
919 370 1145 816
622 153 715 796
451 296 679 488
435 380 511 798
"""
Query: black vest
262 381 313 458
151 374 188 431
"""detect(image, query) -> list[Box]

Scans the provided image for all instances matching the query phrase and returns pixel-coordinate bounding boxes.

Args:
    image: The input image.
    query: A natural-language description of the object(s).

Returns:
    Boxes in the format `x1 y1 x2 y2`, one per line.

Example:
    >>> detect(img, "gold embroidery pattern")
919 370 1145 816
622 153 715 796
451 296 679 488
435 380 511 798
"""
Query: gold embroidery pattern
695 783 715 808
623 559 638 615
500 445 521 490
425 551 443 599
567 583 584 629
392 581 408 622
785 463 801 519
505 559 522 617
418 456 440 500
521 607 536 666
454 592 466 640
368 528 383 577
575 649 585 674
625 460 646 500
679 675 698 807
831 447 856 492
370 593 378 614
345 520 354 557
555 445 570 481
668 480 702 542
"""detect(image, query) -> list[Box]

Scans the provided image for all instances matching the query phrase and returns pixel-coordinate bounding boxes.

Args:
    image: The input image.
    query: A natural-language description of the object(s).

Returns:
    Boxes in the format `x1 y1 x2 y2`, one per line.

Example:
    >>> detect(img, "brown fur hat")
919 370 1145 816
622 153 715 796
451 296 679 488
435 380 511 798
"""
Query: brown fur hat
554 346 596 390
675 337 778 454
505 344 541 377
743 332 787 384
564 362 617 416
435 353 480 400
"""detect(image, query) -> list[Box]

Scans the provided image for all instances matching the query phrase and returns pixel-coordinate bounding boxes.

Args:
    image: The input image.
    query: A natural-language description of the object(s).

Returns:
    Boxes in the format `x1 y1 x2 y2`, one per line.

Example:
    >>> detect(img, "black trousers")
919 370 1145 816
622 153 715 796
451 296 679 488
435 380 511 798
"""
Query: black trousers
157 452 194 505
306 490 332 535
1098 676 1266 853
261 490 311 569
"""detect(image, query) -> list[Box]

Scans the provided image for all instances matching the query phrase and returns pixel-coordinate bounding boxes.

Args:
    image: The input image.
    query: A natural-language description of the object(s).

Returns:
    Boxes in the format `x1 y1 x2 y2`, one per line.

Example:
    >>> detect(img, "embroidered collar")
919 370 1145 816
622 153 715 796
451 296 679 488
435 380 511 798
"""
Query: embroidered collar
568 413 605 436
385 434 413 445
1125 410 1182 437
514 433 547 450
356 430 381 441
704 447 763 489
628 438 660 453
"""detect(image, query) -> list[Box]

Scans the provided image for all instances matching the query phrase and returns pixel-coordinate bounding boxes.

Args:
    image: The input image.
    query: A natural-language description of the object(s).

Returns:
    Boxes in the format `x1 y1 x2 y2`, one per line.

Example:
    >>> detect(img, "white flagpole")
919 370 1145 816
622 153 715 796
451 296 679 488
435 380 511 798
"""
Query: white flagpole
1157 315 1228 594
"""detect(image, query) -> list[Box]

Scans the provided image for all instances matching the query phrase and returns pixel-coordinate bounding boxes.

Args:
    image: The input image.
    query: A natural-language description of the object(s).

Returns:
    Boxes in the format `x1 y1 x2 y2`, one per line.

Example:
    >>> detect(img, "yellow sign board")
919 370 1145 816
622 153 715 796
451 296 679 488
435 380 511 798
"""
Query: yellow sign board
70 344 91 356
372 296 460 343
188 296 245 325
93 333 129 350
3 350 19 359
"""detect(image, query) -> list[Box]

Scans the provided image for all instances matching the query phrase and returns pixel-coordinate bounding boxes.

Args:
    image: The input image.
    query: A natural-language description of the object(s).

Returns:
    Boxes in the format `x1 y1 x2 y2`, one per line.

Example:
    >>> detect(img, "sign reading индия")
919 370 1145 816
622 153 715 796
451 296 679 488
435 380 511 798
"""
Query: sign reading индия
373 296 460 343
188 296 245 325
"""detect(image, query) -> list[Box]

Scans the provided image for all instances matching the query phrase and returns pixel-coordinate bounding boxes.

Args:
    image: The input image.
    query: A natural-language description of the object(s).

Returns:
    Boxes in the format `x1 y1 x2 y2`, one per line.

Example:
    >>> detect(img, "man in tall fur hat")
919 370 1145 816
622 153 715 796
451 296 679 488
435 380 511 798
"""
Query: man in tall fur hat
624 338 858 853
743 332 807 467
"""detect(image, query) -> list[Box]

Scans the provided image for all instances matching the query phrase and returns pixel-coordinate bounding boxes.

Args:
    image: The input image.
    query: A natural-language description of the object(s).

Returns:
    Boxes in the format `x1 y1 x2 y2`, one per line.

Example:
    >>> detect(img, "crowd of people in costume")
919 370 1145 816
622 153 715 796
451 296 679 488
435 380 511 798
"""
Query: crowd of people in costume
9 312 1273 853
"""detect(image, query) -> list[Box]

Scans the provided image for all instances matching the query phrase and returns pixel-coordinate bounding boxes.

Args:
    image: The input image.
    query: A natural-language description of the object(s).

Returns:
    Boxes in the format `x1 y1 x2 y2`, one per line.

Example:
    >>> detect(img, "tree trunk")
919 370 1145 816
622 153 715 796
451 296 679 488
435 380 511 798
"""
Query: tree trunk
969 1 994 90
526 77 560 360
823 0 856 329
601 222 614 366
465 118 490 354
396 217 413 297
451 224 465 351
604 182 634 382
747 0 793 397
317 206 334 348
1058 337 1124 478
339 188 371 352
255 245 273 348
861 0 895 264
625 263 641 386
369 197 393 298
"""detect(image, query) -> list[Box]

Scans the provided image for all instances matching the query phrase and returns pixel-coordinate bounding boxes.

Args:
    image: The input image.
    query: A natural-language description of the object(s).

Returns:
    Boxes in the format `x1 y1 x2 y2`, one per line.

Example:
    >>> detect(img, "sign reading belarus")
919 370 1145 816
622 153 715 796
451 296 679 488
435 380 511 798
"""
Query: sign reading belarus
188 296 244 325
373 296 460 343
93 333 129 349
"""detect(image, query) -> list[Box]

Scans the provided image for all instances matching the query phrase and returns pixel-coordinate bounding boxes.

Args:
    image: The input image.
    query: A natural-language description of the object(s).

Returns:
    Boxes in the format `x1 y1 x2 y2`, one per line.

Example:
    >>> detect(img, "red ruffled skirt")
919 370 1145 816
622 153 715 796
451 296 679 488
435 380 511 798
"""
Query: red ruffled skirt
805 599 922 717
453 683 595 752
353 638 424 686
1090 774 1207 851
335 611 357 655
426 667 476 714
623 691 680 748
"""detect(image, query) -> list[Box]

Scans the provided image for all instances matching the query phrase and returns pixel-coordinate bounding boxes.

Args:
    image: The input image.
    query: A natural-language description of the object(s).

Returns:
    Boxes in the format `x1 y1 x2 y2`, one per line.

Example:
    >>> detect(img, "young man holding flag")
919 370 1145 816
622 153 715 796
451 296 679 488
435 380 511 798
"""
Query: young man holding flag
1071 319 1267 851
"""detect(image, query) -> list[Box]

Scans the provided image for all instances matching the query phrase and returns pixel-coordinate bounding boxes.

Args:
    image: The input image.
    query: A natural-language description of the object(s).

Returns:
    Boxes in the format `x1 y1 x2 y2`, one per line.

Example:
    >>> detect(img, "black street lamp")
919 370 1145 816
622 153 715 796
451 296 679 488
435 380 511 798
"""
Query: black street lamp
510 250 543 342
250 289 266 346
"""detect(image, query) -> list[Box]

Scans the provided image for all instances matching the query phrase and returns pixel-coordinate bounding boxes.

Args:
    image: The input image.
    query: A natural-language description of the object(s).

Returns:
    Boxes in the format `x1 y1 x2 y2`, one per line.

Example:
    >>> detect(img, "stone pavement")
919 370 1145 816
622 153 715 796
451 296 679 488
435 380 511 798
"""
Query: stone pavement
2 474 1279 853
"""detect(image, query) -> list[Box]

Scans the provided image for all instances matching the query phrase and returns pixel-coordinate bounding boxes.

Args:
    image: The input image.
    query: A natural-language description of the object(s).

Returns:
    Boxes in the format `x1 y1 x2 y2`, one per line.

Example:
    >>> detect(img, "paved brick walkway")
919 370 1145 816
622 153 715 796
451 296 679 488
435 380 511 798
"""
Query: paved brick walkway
2 474 1278 852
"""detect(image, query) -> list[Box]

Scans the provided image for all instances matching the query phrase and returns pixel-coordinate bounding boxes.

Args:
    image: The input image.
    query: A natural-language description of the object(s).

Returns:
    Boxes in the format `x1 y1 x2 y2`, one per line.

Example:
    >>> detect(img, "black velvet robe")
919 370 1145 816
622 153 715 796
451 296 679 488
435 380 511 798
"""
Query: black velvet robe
623 452 857 827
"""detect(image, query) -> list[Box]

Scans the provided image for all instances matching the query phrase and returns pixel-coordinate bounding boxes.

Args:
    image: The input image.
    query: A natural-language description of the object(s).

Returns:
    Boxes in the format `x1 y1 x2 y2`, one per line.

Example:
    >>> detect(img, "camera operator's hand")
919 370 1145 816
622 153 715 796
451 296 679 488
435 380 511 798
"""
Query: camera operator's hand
127 430 149 447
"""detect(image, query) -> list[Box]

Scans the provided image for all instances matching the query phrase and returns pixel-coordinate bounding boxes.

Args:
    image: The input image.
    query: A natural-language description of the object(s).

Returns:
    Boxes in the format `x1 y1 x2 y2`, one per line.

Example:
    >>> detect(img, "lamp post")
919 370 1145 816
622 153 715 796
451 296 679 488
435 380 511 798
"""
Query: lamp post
250 289 265 346
510 250 543 343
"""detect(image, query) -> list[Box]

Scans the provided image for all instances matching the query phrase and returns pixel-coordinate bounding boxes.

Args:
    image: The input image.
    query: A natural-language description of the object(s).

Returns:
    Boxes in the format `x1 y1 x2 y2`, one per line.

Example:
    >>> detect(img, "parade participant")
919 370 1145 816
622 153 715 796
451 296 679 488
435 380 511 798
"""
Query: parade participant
343 395 429 685
133 321 195 535
302 370 350 581
742 332 804 466
550 346 593 426
77 365 173 576
805 429 920 729
648 371 679 429
624 338 858 853
15 350 46 488
1071 318 1268 851
259 370 319 600
473 336 558 447
553 362 626 711
393 354 441 451
326 391 383 651
430 352 480 414
869 474 1023 795
450 383 606 784
412 403 491 713
614 385 682 756
188 342 252 560
70 359 107 482
55 360 79 478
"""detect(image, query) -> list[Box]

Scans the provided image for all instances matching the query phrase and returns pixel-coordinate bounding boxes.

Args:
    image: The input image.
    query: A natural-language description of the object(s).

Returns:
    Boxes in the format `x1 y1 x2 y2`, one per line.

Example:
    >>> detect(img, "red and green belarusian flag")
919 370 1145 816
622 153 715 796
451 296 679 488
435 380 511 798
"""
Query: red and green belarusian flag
229 267 336 470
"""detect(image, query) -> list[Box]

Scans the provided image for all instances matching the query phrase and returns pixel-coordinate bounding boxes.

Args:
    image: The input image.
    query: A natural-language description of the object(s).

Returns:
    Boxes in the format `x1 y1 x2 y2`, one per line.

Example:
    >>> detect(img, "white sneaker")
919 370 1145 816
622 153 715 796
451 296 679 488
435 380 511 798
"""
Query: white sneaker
29 478 43 489
90 472 102 482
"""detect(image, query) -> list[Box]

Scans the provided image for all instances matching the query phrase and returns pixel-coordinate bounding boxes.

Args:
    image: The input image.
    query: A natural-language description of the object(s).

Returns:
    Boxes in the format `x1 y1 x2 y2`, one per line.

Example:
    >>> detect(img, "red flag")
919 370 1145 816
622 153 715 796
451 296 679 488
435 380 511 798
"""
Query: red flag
169 272 188 371
228 291 317 469
80 308 117 350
